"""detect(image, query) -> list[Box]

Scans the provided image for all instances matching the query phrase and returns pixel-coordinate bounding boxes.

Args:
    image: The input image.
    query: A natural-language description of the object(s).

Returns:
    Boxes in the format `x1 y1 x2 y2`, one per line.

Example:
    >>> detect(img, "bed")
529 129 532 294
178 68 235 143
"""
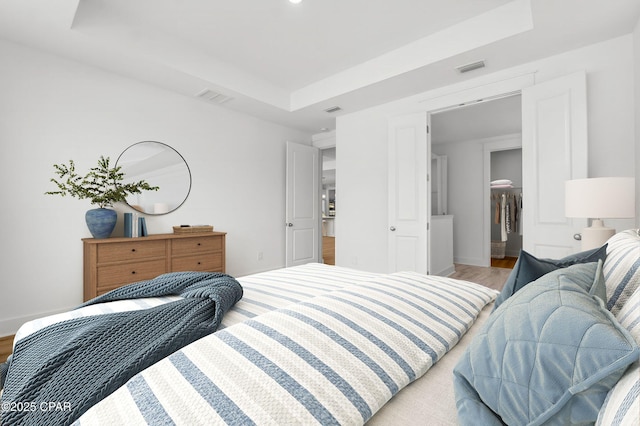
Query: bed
1 263 496 425
1 230 640 425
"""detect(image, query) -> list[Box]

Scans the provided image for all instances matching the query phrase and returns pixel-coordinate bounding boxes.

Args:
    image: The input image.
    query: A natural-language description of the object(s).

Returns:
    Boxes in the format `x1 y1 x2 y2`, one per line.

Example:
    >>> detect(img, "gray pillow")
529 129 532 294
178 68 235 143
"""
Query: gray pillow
492 244 608 311
453 261 639 426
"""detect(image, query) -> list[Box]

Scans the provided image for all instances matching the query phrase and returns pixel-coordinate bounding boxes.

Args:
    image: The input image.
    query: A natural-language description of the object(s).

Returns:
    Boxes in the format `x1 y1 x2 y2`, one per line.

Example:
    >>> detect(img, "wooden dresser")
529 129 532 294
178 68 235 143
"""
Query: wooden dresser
82 232 226 301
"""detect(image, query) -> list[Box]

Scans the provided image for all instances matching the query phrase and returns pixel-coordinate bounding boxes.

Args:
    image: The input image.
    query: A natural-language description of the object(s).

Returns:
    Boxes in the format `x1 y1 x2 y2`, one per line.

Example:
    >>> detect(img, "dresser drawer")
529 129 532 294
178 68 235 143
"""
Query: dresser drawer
171 253 223 272
97 259 167 289
97 240 166 263
172 236 222 256
84 232 225 301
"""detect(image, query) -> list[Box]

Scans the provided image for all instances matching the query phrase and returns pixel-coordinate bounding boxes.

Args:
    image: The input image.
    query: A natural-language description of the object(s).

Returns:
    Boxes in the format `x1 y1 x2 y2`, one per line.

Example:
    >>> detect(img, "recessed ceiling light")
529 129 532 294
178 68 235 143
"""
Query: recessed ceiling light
289 0 302 4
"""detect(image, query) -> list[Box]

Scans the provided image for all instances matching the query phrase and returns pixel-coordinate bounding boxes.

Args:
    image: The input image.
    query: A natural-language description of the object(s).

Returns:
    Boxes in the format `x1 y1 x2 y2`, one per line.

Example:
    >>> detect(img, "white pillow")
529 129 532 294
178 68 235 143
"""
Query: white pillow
603 230 640 316
597 283 640 426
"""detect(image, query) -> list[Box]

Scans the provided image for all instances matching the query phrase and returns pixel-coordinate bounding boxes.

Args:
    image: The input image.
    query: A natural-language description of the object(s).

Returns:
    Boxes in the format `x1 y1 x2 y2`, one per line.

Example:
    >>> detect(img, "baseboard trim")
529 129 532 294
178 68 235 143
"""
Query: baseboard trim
454 256 488 267
432 265 456 277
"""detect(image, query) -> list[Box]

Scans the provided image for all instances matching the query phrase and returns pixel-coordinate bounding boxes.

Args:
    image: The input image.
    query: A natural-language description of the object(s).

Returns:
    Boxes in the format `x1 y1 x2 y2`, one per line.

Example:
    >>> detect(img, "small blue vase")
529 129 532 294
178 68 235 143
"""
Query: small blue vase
85 208 117 239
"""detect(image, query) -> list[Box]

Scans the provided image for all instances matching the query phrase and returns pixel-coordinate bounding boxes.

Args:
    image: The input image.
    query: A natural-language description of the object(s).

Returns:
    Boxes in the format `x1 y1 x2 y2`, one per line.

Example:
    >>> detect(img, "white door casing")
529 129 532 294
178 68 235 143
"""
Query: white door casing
522 71 588 257
285 142 321 267
426 112 432 273
388 113 429 274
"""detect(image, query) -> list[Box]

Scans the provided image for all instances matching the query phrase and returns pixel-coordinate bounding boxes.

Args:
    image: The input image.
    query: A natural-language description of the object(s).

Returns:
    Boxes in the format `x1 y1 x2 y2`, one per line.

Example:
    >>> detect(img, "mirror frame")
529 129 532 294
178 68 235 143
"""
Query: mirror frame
116 141 192 215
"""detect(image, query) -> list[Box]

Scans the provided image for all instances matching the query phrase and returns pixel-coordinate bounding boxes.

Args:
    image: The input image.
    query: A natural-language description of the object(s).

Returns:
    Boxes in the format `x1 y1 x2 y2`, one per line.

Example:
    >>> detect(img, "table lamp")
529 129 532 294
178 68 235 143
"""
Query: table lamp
565 177 635 250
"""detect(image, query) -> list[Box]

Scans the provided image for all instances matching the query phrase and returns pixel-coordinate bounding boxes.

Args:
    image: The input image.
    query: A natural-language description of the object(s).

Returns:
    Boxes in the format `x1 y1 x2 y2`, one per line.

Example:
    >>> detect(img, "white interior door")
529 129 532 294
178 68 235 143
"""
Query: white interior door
522 71 588 257
388 113 429 273
285 142 320 267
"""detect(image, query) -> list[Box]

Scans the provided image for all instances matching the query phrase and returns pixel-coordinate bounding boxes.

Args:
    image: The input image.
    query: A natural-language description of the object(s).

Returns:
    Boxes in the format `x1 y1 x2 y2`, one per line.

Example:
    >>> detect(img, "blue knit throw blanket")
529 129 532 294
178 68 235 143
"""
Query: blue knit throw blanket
0 271 243 426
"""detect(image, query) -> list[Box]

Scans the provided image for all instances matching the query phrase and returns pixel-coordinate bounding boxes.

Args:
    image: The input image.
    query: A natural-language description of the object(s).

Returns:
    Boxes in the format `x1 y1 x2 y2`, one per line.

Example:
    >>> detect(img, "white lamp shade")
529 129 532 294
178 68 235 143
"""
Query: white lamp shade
565 177 635 219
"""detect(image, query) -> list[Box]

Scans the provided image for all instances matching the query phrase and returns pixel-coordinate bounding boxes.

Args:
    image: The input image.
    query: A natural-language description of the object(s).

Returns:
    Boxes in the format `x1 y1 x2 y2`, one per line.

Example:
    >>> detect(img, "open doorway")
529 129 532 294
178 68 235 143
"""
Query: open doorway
321 147 336 265
489 148 523 268
431 94 522 268
312 130 337 265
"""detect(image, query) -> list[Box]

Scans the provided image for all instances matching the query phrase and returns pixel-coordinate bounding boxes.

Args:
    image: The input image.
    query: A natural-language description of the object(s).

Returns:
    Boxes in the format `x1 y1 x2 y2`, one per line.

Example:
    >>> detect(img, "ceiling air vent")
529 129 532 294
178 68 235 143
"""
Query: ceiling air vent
455 60 486 74
324 106 342 114
196 89 233 104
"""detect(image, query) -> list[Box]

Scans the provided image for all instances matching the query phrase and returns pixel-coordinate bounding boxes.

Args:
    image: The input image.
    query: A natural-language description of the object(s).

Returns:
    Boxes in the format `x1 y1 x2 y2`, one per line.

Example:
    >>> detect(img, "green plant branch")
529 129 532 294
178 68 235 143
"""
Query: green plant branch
46 156 159 209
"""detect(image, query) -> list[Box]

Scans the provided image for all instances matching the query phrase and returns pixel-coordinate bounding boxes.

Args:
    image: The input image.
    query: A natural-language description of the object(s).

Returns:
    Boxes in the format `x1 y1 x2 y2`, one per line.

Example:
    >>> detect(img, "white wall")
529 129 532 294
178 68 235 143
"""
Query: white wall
0 39 312 336
431 138 485 265
337 35 637 273
336 113 390 272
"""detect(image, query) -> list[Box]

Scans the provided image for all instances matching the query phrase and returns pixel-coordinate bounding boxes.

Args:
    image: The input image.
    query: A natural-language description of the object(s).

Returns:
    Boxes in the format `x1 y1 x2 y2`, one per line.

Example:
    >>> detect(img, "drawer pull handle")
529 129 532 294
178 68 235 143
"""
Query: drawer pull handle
131 271 136 274
198 262 201 265
131 249 136 252
197 243 201 246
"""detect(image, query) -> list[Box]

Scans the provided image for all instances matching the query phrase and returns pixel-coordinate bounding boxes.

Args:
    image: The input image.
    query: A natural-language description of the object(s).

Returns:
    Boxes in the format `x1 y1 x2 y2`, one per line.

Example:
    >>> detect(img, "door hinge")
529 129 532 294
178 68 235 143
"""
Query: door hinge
426 125 430 133
427 222 430 230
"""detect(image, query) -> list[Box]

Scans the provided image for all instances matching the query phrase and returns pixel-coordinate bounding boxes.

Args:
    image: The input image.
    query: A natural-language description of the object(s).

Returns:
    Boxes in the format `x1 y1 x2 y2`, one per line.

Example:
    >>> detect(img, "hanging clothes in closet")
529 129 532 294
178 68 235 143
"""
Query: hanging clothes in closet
491 180 522 242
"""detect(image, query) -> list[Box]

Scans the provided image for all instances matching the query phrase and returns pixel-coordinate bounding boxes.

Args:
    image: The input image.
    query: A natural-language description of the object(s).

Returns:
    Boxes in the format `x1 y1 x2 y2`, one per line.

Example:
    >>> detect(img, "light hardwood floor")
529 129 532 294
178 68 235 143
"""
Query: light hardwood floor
0 334 13 363
322 236 335 265
491 256 518 269
449 263 512 292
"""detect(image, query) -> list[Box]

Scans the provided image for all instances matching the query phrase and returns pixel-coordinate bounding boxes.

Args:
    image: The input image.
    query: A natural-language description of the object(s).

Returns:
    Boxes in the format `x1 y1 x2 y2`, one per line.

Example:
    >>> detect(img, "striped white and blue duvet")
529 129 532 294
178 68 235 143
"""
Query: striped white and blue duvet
74 270 497 425
14 263 381 344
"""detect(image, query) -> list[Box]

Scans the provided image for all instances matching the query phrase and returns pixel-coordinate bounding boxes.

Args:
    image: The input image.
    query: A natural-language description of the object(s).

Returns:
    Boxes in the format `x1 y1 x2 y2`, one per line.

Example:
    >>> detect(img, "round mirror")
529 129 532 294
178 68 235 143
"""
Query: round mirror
116 141 191 215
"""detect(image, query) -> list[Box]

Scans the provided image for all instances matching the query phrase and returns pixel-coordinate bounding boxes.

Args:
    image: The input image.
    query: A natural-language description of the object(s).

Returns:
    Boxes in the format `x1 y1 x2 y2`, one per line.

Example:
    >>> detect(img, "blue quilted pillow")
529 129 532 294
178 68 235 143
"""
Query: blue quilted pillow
453 261 639 426
492 244 608 311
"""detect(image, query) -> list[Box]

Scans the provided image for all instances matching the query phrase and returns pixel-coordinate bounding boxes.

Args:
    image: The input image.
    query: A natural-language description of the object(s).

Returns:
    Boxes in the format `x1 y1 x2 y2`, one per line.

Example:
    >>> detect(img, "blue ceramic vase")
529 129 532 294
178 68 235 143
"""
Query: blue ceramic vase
85 208 117 239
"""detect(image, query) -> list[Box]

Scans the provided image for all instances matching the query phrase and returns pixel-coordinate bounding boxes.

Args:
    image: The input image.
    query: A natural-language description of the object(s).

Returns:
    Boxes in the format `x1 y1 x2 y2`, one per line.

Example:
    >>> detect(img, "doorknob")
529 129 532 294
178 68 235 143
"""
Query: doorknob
286 223 293 227
390 226 396 231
